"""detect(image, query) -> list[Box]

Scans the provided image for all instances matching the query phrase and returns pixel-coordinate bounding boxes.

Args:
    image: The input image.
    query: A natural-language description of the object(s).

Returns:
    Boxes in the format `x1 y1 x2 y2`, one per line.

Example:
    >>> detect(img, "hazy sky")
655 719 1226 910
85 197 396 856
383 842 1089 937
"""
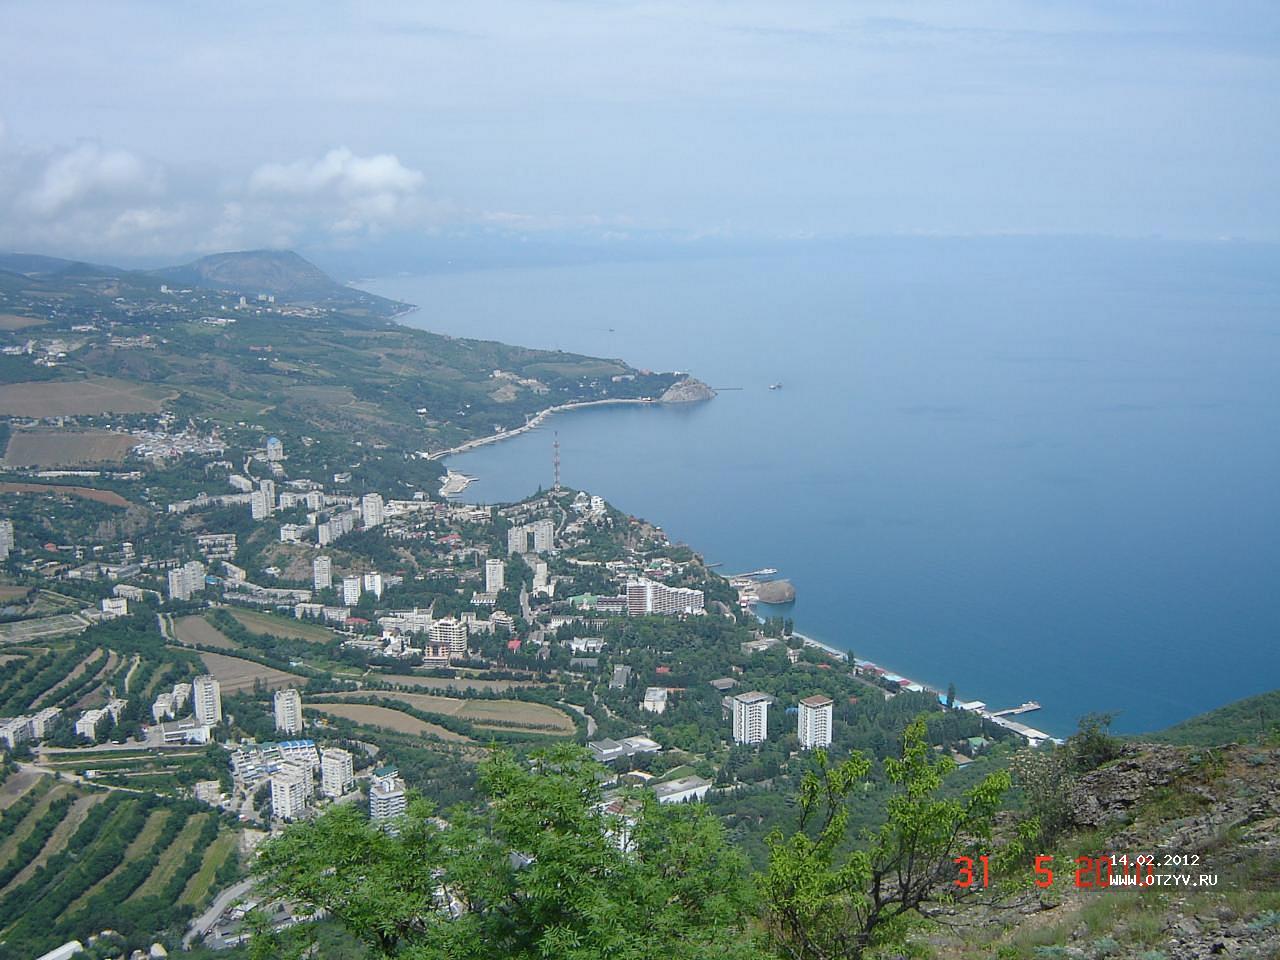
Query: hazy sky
1 1 1277 260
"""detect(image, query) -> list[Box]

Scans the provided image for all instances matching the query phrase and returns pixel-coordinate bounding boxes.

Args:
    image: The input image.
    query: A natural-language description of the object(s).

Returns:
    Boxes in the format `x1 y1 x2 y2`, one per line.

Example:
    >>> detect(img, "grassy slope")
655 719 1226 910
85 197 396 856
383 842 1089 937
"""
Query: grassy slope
1146 688 1280 746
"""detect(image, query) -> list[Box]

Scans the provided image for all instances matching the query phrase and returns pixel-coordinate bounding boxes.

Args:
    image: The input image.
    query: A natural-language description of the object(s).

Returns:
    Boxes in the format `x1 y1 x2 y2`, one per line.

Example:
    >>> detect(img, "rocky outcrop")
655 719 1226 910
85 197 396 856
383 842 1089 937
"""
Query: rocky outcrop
659 377 716 403
755 580 796 604
1070 744 1186 827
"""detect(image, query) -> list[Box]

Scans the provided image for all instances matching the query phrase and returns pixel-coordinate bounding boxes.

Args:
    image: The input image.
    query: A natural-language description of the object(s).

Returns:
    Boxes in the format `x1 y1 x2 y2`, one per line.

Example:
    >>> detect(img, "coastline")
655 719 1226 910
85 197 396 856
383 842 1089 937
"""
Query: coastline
754 606 1059 743
424 371 1050 738
423 397 657 461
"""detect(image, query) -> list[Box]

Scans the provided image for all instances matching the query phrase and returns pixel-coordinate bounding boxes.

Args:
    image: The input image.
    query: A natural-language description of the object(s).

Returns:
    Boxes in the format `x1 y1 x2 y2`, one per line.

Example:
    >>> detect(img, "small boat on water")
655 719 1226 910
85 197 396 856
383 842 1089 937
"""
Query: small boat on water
769 382 783 390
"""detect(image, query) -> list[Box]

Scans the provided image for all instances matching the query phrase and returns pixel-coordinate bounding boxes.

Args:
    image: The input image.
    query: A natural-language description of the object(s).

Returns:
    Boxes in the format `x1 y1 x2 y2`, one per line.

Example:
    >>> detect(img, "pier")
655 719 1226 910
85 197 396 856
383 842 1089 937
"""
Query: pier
728 567 778 580
989 700 1042 717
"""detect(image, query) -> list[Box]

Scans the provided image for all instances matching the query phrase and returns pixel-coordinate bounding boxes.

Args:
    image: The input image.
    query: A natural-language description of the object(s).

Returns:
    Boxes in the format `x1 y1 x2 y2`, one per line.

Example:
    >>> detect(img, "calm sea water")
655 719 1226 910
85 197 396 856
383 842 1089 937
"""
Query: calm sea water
366 238 1280 735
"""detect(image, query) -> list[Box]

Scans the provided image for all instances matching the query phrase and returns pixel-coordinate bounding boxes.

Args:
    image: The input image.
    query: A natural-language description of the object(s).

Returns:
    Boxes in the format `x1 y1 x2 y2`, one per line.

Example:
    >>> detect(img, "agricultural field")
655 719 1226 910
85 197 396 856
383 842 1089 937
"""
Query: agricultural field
0 586 31 603
0 769 41 809
0 481 131 507
0 612 90 644
0 770 235 957
34 647 108 707
179 832 238 907
196 650 305 694
2 429 139 467
5 794 107 889
322 691 576 735
0 376 174 416
376 672 553 693
223 608 336 643
308 702 471 742
174 615 239 650
0 313 45 330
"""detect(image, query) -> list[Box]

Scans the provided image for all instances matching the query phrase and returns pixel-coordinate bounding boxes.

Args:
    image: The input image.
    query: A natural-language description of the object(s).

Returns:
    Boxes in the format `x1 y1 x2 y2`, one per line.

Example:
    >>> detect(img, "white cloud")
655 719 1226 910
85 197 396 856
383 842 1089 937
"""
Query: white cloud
249 147 423 198
19 141 161 217
247 147 428 237
0 134 530 260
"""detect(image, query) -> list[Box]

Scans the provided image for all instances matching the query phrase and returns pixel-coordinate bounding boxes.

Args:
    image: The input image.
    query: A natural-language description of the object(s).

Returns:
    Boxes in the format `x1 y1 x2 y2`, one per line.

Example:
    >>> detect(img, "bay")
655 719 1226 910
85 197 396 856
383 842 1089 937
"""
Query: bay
365 237 1280 735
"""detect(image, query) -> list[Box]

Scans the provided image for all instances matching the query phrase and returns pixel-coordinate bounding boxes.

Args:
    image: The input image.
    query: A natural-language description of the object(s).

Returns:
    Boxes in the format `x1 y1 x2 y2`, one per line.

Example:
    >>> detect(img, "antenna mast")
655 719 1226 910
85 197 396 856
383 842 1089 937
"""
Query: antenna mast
553 432 561 492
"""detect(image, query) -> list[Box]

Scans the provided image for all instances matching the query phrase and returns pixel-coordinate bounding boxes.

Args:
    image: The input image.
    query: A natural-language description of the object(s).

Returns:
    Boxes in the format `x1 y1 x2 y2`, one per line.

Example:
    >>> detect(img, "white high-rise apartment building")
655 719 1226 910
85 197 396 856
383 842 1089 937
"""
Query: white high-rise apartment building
506 525 527 556
530 518 554 553
361 493 384 529
0 519 13 561
167 561 206 601
430 617 468 659
485 558 505 594
731 691 771 745
265 436 284 461
370 766 407 824
313 556 332 591
250 489 270 521
625 578 705 616
362 572 384 599
342 576 362 606
270 763 312 820
274 687 303 735
797 695 834 750
320 747 355 798
251 479 276 520
192 674 222 725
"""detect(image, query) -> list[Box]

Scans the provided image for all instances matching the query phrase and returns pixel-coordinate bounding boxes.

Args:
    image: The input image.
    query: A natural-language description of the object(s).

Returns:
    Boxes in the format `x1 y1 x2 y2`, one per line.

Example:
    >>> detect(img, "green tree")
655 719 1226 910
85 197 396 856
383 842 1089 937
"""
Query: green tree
1066 712 1122 772
255 743 756 959
759 716 1013 960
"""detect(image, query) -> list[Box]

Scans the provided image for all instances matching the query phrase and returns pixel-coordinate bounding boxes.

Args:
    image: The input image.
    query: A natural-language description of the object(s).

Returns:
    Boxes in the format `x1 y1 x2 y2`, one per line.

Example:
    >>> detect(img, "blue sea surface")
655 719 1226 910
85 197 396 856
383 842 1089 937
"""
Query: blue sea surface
366 238 1280 735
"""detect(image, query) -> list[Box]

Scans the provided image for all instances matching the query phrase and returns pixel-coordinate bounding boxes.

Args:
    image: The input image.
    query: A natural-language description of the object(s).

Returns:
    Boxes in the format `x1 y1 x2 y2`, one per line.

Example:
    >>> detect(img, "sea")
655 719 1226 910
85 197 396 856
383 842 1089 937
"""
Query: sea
364 237 1280 736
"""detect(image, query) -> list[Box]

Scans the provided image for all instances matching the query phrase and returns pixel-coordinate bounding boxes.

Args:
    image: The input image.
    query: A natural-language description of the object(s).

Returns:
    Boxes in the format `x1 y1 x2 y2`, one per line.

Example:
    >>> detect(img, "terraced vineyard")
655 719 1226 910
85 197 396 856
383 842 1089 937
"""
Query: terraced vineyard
0 769 237 959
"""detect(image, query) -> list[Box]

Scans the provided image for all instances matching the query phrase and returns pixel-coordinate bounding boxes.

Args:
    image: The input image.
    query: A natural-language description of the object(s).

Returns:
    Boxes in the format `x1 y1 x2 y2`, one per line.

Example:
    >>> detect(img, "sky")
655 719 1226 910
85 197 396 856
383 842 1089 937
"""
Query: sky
1 0 1278 263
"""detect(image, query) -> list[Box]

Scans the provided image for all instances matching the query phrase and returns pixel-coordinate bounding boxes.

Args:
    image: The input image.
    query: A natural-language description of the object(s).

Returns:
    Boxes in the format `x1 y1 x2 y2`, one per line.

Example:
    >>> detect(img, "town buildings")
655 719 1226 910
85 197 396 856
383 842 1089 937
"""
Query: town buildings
270 763 313 820
361 493 384 529
731 691 771 745
370 766 407 825
192 674 222 725
273 688 303 735
530 518 554 553
342 576 361 607
625 578 705 616
167 560 206 601
797 695 834 749
641 687 669 714
485 558 505 594
0 519 13 561
250 489 271 521
320 747 355 798
430 617 468 659
313 555 332 591
196 533 237 560
506 518 555 555
652 775 712 804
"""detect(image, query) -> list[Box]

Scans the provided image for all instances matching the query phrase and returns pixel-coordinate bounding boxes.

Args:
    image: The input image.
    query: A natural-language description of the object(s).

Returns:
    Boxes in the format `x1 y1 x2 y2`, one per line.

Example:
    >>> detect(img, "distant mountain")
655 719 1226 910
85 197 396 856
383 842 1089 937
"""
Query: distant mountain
151 249 349 299
0 252 120 278
0 248 404 315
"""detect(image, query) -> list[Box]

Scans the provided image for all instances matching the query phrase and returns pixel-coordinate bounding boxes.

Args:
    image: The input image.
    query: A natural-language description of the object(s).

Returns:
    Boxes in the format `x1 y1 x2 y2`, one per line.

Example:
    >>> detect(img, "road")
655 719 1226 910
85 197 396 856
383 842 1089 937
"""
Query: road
184 876 256 949
560 702 597 737
18 760 148 794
